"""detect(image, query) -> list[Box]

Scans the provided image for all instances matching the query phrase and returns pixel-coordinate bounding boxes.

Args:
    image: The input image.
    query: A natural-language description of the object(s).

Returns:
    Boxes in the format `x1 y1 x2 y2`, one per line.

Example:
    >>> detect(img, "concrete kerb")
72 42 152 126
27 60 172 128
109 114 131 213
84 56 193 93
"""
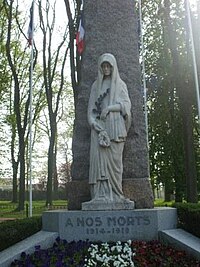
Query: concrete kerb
0 231 58 267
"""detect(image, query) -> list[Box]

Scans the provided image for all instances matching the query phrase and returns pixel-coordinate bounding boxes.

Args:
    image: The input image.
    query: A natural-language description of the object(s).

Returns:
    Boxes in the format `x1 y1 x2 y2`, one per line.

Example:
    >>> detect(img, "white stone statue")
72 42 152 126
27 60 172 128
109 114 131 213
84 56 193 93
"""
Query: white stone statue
85 53 133 209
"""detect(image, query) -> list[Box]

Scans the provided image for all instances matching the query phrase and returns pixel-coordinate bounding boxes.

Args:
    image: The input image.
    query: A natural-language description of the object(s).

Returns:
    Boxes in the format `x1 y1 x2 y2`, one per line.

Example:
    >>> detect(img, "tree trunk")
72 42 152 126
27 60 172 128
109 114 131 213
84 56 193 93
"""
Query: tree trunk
164 0 198 203
63 0 79 107
4 1 28 210
53 145 59 198
46 123 56 206
182 97 198 202
46 154 53 206
12 161 18 203
11 126 18 203
18 139 26 210
38 0 67 206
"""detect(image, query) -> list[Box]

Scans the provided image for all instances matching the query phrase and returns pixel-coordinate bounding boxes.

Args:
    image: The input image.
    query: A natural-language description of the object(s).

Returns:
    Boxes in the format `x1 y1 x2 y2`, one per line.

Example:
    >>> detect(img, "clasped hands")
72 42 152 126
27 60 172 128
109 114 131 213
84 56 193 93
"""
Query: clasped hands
100 104 121 120
92 104 121 132
92 121 103 132
100 107 110 121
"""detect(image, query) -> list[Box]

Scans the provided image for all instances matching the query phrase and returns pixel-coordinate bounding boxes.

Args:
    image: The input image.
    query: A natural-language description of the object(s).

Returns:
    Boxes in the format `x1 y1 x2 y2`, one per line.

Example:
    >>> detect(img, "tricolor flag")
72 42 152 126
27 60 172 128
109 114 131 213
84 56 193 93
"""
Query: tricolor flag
27 2 34 46
76 13 85 54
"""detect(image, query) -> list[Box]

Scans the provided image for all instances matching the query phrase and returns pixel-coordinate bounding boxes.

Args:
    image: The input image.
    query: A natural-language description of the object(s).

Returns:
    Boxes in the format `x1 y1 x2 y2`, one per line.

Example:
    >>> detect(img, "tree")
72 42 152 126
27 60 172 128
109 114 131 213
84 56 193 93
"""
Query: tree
38 0 69 205
143 0 199 202
57 86 74 188
63 0 82 107
3 0 45 209
4 0 30 209
161 0 198 202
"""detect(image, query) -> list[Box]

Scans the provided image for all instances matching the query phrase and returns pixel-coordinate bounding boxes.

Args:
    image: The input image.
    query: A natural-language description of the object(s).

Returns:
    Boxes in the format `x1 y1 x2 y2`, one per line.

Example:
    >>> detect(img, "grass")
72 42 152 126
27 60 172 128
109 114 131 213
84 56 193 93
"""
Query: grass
154 198 174 207
0 200 67 219
0 199 176 220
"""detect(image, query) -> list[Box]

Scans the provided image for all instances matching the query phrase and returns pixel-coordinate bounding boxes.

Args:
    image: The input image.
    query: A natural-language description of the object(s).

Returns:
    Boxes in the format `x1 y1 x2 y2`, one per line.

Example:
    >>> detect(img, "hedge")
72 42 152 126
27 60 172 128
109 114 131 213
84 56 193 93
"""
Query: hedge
0 216 42 251
173 202 200 238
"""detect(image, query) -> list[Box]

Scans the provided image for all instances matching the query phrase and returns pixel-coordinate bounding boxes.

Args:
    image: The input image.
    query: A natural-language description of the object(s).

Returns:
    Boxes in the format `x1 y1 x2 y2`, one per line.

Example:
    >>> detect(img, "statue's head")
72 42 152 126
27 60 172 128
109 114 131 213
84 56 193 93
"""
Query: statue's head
97 53 120 88
98 53 119 80
101 61 112 77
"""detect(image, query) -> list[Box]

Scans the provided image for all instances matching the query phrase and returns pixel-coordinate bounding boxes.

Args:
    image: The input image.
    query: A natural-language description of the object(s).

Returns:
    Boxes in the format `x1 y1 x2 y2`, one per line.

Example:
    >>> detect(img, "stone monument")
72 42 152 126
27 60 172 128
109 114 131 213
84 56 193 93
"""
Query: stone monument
43 0 177 242
67 0 154 209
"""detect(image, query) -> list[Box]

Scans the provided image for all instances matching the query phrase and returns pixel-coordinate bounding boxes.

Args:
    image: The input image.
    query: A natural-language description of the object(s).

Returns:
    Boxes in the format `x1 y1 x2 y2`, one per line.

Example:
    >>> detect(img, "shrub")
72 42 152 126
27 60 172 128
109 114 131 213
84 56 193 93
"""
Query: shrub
173 202 200 238
0 216 42 251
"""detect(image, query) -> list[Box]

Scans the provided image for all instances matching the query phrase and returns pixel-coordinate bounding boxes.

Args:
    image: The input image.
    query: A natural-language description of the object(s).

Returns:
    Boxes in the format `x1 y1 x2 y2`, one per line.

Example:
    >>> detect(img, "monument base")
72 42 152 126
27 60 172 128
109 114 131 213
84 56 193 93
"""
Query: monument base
82 198 135 210
67 178 154 210
42 208 177 242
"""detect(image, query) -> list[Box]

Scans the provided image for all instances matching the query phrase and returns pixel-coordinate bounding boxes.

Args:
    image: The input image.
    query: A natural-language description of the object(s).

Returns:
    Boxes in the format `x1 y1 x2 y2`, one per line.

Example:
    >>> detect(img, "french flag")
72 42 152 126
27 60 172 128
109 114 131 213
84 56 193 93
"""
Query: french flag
27 2 33 46
76 13 85 55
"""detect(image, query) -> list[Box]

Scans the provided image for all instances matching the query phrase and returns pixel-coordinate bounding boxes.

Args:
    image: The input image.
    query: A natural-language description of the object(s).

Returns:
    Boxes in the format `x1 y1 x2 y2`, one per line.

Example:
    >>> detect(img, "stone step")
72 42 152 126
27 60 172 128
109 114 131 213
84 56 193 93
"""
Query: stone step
0 231 58 267
159 228 200 260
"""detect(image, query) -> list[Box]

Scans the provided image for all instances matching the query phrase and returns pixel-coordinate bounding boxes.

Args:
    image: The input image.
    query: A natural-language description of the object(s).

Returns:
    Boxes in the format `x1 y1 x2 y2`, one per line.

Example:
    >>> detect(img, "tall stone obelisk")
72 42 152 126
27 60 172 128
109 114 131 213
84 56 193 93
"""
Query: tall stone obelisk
67 0 154 209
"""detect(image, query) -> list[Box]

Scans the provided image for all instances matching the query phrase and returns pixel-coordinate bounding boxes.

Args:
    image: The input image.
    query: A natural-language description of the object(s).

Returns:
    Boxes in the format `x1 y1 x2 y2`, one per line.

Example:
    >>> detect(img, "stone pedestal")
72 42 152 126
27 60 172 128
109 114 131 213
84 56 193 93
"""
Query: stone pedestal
67 178 154 210
82 198 135 211
42 208 177 242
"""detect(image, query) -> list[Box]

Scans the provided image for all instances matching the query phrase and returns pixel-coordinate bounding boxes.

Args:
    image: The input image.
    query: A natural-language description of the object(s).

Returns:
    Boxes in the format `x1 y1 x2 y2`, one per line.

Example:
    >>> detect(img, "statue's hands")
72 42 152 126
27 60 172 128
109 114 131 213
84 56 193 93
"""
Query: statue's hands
100 107 110 121
92 121 103 132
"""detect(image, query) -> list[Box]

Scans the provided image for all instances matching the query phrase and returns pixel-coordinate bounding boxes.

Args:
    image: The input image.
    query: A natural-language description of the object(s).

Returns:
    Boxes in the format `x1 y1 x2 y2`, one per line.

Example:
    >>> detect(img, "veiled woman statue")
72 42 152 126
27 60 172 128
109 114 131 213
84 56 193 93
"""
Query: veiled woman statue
87 53 133 207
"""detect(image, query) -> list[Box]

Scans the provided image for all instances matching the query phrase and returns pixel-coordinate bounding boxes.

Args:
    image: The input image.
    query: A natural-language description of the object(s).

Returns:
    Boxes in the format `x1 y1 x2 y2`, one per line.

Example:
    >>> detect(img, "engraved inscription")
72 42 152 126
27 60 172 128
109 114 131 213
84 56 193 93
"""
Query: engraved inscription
65 215 151 231
86 227 130 235
76 216 103 227
107 216 150 227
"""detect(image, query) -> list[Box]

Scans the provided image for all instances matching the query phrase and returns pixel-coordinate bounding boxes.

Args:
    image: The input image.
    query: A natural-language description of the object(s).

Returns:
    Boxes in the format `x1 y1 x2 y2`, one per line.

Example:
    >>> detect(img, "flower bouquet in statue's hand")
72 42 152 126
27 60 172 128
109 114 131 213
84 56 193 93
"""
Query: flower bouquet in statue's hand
98 130 110 147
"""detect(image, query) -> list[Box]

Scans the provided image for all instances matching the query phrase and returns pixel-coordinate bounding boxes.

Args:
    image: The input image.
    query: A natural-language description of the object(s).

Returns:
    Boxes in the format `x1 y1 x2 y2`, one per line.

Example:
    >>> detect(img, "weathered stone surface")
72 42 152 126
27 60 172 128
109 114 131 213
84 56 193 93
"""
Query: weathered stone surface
123 179 154 209
67 180 90 210
70 0 154 208
67 179 154 210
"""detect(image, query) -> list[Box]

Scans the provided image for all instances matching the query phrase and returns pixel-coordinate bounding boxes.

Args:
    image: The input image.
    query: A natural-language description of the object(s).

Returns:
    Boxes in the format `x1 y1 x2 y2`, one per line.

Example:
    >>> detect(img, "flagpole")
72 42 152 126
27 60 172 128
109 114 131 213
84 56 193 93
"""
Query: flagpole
138 0 149 148
29 0 35 217
186 0 200 121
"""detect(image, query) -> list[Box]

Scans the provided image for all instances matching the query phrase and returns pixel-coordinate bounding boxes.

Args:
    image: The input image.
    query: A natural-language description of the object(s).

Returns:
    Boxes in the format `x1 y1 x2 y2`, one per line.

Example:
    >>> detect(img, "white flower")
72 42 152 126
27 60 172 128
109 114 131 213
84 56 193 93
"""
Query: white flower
113 261 121 267
128 240 132 245
84 241 135 267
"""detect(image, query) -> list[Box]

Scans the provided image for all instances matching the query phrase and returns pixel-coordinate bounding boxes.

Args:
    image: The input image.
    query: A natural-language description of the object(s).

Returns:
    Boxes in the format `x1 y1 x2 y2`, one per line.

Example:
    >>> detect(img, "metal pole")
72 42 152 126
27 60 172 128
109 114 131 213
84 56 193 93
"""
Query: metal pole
29 0 35 217
186 0 200 121
138 0 149 147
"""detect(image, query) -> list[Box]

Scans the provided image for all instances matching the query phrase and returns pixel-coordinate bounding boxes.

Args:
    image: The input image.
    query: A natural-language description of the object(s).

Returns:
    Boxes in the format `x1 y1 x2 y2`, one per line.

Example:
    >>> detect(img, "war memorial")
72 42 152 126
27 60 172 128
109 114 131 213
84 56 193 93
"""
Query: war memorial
2 2 200 266
43 0 177 242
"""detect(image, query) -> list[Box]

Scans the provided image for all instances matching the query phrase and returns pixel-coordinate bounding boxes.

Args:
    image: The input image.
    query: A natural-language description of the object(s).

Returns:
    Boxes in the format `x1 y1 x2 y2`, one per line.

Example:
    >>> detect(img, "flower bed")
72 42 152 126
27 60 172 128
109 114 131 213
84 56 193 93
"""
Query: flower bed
11 237 200 267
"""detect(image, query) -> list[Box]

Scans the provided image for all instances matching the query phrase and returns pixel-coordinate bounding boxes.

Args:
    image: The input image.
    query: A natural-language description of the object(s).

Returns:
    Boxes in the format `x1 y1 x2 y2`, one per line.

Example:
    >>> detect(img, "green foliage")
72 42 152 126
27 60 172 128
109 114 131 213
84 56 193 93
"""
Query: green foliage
0 216 42 251
144 0 184 200
156 200 200 238
0 0 10 100
142 0 199 201
173 202 200 238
